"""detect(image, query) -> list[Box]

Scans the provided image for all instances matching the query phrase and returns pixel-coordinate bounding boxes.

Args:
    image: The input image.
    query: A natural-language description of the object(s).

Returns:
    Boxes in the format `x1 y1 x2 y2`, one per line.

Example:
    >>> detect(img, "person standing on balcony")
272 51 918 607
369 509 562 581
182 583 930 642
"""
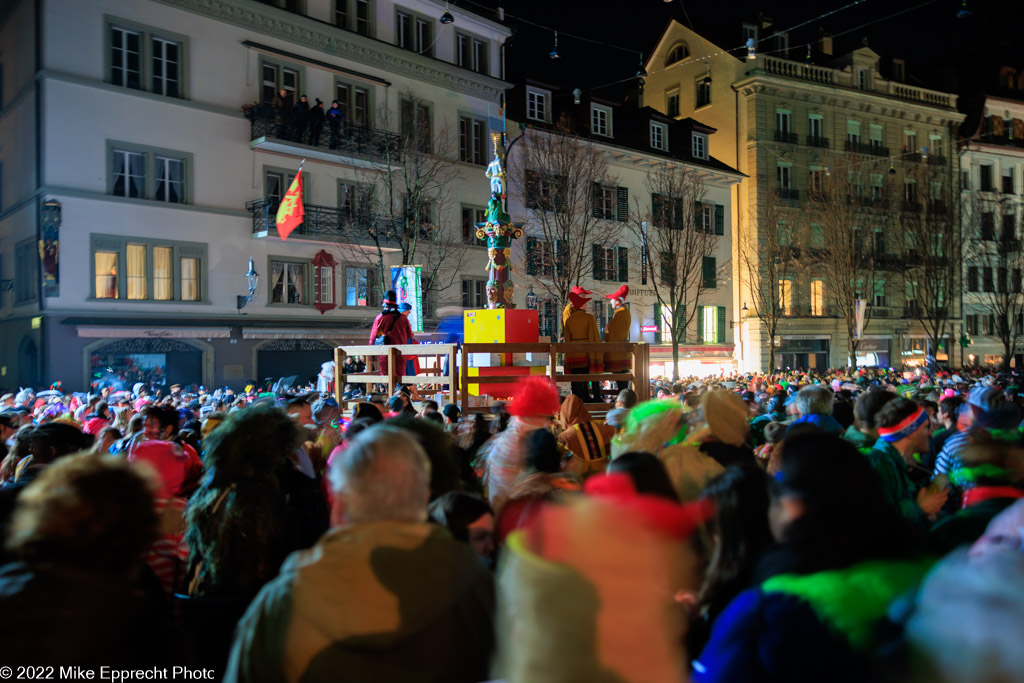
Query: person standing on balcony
272 88 292 140
603 285 632 392
307 98 325 146
327 100 344 150
293 94 310 144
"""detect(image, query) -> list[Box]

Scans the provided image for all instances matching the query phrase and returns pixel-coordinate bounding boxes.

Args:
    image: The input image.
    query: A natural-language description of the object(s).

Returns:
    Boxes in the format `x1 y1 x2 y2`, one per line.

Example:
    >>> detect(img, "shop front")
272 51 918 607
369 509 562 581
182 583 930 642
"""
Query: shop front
648 344 736 379
903 336 953 369
854 337 891 368
776 336 829 371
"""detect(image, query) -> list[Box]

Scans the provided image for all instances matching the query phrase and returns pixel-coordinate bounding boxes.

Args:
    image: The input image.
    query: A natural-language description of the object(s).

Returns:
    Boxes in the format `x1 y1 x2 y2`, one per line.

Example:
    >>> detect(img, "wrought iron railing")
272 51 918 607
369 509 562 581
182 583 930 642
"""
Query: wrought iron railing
776 188 800 200
774 130 798 143
245 196 401 245
806 135 830 148
244 103 403 164
844 140 890 156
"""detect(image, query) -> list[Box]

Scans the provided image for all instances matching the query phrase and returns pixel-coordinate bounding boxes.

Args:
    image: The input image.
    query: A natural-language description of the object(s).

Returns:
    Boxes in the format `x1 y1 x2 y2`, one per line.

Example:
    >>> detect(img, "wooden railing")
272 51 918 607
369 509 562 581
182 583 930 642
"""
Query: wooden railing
459 342 650 415
332 344 459 409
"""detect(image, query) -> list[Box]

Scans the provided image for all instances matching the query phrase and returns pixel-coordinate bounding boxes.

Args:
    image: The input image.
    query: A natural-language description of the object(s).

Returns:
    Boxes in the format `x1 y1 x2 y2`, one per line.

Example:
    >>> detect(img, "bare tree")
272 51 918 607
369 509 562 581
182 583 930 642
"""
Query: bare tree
628 162 728 380
806 156 892 368
336 92 468 312
738 190 809 371
962 192 1024 370
895 160 961 368
508 114 614 337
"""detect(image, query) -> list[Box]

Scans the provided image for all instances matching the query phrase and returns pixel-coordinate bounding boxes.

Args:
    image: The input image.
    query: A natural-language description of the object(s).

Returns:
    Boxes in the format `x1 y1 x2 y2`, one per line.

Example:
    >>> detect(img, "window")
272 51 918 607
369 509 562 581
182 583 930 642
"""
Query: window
983 266 994 293
696 77 711 108
335 80 371 127
870 173 883 200
892 58 905 82
810 279 824 316
698 305 726 343
873 279 886 307
338 181 373 222
1003 167 1015 194
873 229 884 254
981 212 995 240
779 279 793 315
319 266 335 305
857 68 869 90
966 313 979 336
461 279 486 308
459 115 487 165
869 123 884 150
109 142 190 204
461 206 487 246
265 168 302 215
903 179 917 204
525 236 558 276
692 133 707 159
593 184 615 220
847 119 862 145
90 234 205 302
271 259 308 305
335 0 373 36
665 43 689 66
702 256 717 289
14 240 37 304
650 122 667 151
980 165 994 192
262 60 300 104
808 167 824 197
967 266 979 292
401 98 432 153
776 109 791 136
525 171 566 213
929 133 943 156
344 266 374 306
1004 213 1017 241
697 203 714 233
652 193 685 230
591 104 612 137
742 23 758 46
777 164 792 189
903 129 917 153
108 20 186 98
666 90 680 118
526 87 550 122
655 304 677 343
808 114 823 140
539 299 557 339
594 247 616 281
456 33 488 74
396 9 432 56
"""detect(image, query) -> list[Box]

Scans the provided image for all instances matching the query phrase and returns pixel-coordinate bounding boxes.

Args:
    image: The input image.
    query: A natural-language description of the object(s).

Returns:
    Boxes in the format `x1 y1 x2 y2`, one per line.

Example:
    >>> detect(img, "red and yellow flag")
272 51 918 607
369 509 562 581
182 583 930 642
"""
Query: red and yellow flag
275 172 304 240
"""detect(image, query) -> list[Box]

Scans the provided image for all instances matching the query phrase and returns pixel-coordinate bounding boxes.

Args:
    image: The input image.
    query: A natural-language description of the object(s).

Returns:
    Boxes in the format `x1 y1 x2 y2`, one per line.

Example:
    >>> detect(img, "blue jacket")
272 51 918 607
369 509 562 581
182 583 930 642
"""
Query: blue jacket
787 413 844 436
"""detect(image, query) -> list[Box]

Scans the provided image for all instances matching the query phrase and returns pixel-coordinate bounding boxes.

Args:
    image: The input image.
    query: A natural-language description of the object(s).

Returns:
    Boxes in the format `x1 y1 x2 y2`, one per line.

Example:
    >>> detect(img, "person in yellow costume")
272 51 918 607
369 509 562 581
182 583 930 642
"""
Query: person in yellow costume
603 285 632 391
563 290 602 402
562 285 592 328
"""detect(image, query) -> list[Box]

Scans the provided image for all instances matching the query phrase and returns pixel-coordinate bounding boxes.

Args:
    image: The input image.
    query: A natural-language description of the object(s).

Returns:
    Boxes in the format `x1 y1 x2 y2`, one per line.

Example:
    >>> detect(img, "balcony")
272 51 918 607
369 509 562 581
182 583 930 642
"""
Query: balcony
901 199 922 212
774 130 798 143
844 140 890 156
926 200 947 215
780 304 836 318
244 103 403 165
806 135 830 148
903 151 922 163
776 188 800 201
927 154 948 166
246 196 402 247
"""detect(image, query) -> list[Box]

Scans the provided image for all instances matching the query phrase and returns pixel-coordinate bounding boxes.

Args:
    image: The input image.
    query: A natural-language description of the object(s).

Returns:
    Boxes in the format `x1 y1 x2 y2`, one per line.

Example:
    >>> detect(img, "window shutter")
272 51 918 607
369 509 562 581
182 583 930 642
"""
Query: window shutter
554 175 567 212
593 244 605 281
592 183 602 218
703 256 716 288
717 306 726 343
653 303 662 344
714 204 725 235
696 305 704 342
652 193 662 226
617 246 629 282
526 235 538 275
525 170 539 209
554 240 564 277
617 186 629 221
694 201 703 231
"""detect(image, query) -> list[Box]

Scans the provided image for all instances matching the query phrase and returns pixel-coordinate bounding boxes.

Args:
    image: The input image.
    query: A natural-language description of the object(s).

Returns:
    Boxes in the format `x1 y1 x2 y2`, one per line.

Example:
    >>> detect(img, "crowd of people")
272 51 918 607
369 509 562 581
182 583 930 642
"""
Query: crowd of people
0 361 1022 682
257 88 347 150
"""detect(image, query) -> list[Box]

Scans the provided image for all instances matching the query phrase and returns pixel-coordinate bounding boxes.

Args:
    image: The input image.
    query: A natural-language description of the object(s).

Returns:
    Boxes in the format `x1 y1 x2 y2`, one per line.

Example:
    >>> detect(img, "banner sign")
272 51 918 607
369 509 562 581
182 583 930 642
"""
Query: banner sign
391 265 423 333
40 199 61 297
854 299 867 340
640 325 658 333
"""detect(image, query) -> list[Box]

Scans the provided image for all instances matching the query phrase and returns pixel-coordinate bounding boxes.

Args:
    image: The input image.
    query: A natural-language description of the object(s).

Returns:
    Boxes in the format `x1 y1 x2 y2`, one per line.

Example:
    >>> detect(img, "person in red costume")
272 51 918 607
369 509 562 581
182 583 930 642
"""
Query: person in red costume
368 290 413 382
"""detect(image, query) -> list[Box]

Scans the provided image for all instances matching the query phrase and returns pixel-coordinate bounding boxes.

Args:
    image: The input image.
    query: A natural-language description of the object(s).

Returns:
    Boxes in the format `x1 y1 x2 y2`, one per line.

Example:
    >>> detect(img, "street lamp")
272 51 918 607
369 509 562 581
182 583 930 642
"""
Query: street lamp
237 257 260 311
525 286 538 310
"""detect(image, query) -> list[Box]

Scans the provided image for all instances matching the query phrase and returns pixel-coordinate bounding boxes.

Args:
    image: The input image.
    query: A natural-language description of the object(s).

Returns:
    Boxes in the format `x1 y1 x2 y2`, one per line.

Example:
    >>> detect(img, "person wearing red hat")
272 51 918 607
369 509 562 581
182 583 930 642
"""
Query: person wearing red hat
563 291 601 402
368 290 412 384
562 285 593 327
603 285 631 392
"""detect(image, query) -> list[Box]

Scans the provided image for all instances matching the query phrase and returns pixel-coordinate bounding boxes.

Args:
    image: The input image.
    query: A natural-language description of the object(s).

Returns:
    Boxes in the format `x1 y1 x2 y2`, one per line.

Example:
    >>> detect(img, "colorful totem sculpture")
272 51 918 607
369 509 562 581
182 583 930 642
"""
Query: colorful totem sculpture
478 132 523 309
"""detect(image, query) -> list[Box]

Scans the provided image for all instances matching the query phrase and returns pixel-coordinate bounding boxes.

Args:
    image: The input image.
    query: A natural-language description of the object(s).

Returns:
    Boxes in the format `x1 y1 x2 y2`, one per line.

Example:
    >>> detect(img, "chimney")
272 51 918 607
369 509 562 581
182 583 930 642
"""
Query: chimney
818 28 833 57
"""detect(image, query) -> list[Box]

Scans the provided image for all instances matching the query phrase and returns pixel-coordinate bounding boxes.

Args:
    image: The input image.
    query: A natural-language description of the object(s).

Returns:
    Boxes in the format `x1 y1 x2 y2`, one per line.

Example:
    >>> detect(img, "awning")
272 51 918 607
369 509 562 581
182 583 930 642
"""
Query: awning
77 326 231 339
242 328 368 341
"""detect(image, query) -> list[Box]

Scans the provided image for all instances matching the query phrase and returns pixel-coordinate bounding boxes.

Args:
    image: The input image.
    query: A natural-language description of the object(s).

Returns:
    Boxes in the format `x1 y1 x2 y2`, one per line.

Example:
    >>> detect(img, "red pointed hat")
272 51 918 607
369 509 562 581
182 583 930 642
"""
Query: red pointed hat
570 285 592 296
605 285 629 302
568 292 591 309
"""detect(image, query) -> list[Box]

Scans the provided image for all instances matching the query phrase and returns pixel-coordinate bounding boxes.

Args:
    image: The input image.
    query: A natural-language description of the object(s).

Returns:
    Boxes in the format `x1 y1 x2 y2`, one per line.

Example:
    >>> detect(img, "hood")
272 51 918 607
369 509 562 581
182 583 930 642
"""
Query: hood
559 394 590 428
283 521 490 654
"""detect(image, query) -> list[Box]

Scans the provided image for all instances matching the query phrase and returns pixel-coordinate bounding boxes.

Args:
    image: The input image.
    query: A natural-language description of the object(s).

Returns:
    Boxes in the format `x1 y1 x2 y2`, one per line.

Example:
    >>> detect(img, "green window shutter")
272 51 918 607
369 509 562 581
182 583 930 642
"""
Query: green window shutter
525 171 539 209
554 240 564 277
694 201 703 231
653 303 662 344
717 306 726 343
703 256 716 289
526 235 538 275
696 305 704 342
593 244 604 280
617 246 629 282
553 175 567 212
714 205 725 235
652 193 662 226
617 186 629 222
592 183 602 219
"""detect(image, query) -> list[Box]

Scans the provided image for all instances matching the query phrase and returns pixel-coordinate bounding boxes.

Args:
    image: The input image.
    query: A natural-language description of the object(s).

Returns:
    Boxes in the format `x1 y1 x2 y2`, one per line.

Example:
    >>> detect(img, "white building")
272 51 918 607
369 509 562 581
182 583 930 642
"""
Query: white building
0 0 510 391
503 79 742 378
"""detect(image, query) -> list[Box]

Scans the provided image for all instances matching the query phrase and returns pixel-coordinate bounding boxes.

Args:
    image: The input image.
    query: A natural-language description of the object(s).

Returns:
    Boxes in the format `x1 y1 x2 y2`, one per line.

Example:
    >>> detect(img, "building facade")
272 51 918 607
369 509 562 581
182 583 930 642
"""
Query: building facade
503 79 742 378
644 19 964 372
0 0 510 391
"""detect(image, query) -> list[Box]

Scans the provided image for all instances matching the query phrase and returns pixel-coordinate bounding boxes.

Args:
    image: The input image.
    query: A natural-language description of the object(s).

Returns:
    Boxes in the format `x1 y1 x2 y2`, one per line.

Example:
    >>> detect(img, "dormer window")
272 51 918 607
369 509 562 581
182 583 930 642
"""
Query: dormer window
742 23 758 46
526 86 551 122
665 43 689 67
591 104 612 137
692 132 708 159
650 122 668 151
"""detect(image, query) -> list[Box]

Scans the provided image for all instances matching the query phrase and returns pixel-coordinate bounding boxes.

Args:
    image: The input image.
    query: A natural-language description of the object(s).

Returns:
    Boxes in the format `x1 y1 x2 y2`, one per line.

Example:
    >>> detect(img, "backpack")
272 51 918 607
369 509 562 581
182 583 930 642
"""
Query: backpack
374 311 400 345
